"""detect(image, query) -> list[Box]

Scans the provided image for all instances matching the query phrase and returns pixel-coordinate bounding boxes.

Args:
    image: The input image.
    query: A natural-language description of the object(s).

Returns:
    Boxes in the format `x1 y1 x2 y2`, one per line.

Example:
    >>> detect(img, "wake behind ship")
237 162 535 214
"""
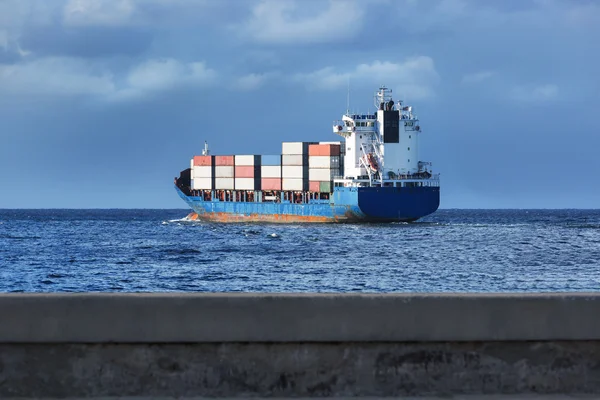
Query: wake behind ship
174 86 440 222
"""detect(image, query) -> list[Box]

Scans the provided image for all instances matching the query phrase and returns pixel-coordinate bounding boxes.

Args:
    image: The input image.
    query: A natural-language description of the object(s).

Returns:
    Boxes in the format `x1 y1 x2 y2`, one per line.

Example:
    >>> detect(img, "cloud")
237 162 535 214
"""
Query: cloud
125 59 216 92
0 57 217 101
235 73 270 91
293 57 440 100
0 57 115 96
64 0 135 27
511 84 558 102
242 0 364 44
462 71 494 84
61 0 230 30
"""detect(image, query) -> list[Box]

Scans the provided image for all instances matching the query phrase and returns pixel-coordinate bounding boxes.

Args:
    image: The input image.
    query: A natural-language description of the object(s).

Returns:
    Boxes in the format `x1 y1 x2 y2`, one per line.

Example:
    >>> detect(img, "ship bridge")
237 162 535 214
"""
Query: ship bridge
332 86 439 189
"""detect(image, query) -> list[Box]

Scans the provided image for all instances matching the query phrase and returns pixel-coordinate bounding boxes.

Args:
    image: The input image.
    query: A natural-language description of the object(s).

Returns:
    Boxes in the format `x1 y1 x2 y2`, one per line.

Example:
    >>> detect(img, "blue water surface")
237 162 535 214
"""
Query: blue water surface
0 209 599 292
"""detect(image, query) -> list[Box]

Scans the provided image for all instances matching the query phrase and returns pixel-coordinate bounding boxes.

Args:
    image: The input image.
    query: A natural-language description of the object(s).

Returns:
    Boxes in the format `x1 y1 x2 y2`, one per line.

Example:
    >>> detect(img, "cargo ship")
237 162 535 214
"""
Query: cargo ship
174 86 440 222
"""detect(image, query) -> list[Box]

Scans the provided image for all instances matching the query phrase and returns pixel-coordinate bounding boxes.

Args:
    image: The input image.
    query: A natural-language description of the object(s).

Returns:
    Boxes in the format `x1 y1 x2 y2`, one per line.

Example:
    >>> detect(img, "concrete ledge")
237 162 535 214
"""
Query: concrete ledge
2 342 600 397
2 294 600 397
1 293 600 343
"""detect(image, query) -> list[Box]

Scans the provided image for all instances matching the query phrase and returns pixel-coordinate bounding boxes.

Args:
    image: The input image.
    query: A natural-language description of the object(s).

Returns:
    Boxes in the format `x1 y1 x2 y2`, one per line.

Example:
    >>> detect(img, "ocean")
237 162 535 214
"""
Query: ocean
0 209 599 293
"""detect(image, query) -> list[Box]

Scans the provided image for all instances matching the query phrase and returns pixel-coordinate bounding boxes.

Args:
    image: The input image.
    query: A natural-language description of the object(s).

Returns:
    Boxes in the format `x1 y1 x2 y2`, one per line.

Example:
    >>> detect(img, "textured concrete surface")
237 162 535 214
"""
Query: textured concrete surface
1 342 600 398
1 293 600 342
3 397 600 400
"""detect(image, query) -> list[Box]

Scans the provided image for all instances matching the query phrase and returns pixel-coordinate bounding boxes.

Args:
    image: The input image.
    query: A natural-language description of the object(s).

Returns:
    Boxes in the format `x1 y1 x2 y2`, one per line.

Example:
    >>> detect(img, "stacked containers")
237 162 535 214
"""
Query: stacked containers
282 142 310 191
308 143 341 193
191 155 215 190
234 155 261 190
261 155 282 191
215 155 235 189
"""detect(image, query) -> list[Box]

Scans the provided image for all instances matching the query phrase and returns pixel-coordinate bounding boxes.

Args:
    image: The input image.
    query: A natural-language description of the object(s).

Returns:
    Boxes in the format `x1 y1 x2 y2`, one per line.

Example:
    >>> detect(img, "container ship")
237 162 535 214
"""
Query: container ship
174 86 440 222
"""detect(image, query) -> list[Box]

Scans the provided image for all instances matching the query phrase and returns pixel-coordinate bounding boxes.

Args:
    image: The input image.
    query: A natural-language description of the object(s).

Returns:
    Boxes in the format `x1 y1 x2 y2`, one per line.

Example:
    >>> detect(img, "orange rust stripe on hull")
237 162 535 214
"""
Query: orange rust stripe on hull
190 212 339 223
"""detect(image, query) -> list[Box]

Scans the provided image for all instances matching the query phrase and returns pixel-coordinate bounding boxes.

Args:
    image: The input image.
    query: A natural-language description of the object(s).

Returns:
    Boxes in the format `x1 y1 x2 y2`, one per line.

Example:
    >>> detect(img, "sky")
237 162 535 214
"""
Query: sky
0 0 599 209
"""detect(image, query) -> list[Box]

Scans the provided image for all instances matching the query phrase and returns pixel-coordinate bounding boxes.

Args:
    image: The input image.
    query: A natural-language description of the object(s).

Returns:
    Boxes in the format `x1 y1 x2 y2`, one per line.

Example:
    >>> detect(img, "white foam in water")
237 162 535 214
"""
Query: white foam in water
165 215 202 224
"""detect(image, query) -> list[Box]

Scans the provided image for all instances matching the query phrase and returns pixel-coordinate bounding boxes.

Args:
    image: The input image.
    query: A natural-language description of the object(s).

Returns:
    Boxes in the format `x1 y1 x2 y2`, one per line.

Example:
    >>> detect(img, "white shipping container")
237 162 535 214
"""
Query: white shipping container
192 165 212 178
309 168 336 181
282 142 305 155
282 165 305 179
309 156 340 169
261 165 281 178
235 178 257 190
282 154 305 166
234 155 256 166
215 177 234 189
191 178 213 190
215 166 234 178
282 178 304 191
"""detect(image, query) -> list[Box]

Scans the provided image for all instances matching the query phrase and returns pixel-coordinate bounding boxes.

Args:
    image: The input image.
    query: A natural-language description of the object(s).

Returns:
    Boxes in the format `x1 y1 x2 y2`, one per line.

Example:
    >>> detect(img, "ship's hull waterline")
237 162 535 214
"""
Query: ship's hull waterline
176 186 440 223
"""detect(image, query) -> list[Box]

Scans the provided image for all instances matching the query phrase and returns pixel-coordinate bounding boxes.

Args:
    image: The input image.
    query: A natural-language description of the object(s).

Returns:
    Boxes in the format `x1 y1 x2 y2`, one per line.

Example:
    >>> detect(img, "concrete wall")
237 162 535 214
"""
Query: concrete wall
1 293 600 398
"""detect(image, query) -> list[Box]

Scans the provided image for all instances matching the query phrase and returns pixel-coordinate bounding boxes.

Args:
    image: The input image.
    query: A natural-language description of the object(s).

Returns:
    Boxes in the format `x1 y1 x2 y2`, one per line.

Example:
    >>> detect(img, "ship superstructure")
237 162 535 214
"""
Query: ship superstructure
174 86 440 222
334 86 434 187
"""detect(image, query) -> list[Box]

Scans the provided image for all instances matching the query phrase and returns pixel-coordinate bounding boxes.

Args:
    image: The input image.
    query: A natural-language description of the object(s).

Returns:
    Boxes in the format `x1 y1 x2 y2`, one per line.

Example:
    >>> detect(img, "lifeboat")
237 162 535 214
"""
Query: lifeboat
367 153 379 172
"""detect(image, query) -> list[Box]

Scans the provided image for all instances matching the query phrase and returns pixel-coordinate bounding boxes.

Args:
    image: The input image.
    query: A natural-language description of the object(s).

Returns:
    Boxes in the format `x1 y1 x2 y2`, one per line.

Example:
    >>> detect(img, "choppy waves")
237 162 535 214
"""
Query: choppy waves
0 209 599 292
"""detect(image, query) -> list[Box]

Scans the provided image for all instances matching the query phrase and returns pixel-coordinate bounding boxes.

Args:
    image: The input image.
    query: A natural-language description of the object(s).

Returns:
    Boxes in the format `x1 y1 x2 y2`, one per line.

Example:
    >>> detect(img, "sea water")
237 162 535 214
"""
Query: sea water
0 209 599 293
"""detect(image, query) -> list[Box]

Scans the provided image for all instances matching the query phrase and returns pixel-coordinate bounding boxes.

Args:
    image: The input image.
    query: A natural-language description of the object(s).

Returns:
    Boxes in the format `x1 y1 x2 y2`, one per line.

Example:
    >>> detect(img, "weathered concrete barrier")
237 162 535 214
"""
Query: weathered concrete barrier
0 293 600 398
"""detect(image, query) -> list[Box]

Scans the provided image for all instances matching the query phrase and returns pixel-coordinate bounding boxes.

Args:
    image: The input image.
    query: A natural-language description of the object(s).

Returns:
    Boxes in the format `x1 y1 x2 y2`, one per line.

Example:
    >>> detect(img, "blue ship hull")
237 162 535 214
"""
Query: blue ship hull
176 186 439 223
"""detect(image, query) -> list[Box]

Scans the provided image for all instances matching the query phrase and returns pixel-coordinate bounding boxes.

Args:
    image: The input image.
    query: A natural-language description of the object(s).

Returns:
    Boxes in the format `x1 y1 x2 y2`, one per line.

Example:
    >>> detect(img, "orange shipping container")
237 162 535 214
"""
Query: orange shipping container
308 144 340 156
261 178 282 191
215 155 234 166
235 166 255 178
309 181 321 192
193 155 213 166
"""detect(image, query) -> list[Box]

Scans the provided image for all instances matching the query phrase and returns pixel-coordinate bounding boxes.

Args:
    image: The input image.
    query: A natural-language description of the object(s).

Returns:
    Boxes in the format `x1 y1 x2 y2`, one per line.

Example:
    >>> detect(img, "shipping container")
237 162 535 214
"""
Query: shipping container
308 156 340 169
282 154 307 166
193 155 213 166
235 166 255 178
215 166 235 178
282 165 305 179
215 155 234 166
261 155 281 166
309 181 320 192
191 177 213 190
261 178 282 191
282 178 305 191
192 166 213 178
261 165 281 178
215 177 235 190
234 155 261 166
319 181 332 193
234 178 259 191
308 144 341 156
282 142 313 155
319 141 342 145
309 168 336 181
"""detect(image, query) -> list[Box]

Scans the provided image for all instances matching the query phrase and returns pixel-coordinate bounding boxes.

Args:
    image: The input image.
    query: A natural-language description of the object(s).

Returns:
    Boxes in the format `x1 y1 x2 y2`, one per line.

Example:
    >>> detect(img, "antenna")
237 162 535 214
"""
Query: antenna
346 76 350 114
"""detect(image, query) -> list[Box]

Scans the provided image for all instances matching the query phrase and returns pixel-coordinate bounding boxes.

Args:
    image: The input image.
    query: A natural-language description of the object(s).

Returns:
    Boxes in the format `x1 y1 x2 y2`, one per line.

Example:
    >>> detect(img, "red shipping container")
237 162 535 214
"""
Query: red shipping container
309 181 320 192
261 178 282 191
193 155 213 166
215 155 234 166
235 166 255 178
308 144 340 156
